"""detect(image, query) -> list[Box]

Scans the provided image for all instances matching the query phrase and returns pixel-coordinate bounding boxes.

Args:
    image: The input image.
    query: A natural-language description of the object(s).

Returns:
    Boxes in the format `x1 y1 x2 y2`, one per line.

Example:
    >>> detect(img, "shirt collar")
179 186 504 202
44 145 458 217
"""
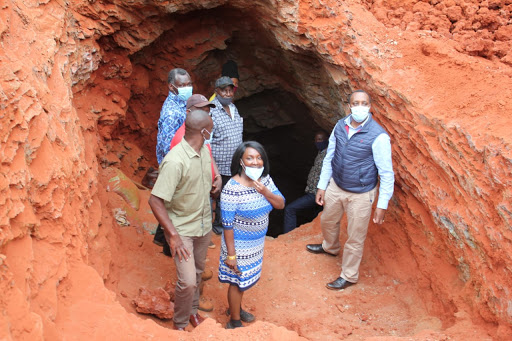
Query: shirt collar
344 114 370 129
167 91 186 106
180 138 202 159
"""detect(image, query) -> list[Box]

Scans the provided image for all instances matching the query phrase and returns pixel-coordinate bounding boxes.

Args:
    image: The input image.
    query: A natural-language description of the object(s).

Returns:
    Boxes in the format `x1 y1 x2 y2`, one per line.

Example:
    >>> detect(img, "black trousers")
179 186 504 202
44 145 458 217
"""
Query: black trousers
153 224 171 256
212 175 231 233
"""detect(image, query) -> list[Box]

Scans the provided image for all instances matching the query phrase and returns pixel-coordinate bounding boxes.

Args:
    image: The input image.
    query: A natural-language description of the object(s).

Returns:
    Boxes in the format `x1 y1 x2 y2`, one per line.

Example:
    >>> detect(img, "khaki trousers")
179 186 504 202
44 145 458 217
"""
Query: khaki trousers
321 179 376 283
173 232 211 327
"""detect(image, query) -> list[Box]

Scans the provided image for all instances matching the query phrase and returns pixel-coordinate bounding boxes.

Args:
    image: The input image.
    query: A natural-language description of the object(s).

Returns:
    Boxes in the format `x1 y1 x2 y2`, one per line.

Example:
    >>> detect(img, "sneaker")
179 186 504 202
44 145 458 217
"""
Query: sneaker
226 308 255 323
208 241 216 249
198 297 213 312
226 320 243 329
201 269 213 281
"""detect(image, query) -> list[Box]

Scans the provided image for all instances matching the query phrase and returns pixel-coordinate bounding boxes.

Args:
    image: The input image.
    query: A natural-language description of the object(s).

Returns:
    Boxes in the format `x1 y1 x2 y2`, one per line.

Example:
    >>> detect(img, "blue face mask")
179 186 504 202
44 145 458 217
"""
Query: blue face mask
201 128 212 145
174 85 193 101
241 163 264 181
315 140 328 151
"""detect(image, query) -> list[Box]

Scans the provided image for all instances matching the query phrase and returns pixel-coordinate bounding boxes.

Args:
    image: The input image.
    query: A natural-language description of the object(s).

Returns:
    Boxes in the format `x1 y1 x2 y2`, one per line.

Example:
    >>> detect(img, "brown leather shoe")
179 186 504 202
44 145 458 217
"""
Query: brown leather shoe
198 297 213 312
189 313 205 327
201 269 213 281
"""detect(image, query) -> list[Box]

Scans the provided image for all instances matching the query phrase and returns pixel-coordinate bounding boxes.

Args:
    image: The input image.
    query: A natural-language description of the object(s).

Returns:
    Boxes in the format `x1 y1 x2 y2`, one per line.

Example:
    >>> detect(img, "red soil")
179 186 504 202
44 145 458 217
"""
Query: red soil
96 179 496 340
2 0 512 340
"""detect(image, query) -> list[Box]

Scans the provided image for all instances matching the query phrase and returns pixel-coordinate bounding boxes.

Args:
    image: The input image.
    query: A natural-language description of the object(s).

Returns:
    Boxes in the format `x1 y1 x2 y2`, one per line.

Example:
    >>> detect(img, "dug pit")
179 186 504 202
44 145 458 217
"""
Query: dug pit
2 1 512 340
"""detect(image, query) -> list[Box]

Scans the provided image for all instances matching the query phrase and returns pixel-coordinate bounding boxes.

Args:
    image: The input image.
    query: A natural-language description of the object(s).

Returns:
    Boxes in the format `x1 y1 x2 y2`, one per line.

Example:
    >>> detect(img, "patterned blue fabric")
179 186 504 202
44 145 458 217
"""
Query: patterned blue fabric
156 92 187 164
218 175 284 291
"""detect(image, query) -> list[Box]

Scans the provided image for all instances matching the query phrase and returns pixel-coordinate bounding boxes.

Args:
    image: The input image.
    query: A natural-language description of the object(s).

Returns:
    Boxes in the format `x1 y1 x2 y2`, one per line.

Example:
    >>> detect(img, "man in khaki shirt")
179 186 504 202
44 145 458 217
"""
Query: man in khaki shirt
149 110 213 331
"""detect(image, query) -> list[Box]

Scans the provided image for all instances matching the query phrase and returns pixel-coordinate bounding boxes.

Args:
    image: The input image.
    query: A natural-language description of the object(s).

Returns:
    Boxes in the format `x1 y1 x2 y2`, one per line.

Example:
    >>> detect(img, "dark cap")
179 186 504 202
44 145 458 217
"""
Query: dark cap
186 94 216 109
221 60 239 79
215 76 234 89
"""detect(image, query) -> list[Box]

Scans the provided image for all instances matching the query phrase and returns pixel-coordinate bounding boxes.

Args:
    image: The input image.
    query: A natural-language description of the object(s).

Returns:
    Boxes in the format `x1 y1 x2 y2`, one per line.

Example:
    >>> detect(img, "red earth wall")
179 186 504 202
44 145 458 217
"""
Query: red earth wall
1 0 511 339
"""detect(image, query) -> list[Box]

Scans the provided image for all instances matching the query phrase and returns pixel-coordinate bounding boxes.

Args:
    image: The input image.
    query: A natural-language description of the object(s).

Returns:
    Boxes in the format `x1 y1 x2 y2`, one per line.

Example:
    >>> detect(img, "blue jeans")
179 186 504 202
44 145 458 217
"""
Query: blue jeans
283 193 318 234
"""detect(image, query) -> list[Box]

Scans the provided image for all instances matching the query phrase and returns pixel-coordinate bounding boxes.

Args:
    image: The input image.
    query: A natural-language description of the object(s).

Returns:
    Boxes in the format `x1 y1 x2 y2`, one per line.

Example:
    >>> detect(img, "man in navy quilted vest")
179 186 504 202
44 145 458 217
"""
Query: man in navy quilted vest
306 90 395 290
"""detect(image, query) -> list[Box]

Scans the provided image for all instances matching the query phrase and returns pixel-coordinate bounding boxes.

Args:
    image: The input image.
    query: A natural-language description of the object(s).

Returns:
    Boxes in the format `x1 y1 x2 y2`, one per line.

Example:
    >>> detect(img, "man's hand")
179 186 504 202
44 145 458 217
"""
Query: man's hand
168 234 191 262
211 176 222 199
373 208 386 224
149 194 190 260
316 189 326 206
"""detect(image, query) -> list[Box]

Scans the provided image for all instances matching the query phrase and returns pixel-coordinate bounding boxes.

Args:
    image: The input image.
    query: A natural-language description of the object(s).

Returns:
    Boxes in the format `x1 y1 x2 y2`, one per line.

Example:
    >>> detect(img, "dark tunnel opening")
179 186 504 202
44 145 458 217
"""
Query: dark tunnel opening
236 89 324 236
84 5 346 236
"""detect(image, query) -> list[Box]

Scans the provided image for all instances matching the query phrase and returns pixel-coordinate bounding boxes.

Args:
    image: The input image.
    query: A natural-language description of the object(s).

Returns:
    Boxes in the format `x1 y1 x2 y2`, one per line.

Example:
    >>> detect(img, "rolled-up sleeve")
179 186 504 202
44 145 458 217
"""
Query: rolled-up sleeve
372 133 394 209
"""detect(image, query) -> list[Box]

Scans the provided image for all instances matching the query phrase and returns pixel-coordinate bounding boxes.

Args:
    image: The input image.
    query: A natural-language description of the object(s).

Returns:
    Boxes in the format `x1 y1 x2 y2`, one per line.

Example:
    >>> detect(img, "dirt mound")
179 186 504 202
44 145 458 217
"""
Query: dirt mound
363 0 512 63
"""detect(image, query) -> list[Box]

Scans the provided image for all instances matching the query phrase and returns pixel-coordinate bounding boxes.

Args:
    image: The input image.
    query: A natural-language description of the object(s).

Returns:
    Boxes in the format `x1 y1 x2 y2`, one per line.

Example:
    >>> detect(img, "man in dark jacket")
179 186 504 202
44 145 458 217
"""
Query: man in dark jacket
306 90 395 290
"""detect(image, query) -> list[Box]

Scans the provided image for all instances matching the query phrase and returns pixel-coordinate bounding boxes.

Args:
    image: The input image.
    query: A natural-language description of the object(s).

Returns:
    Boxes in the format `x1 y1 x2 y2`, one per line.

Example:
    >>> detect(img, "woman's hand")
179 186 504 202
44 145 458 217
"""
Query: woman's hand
253 179 270 196
253 179 285 209
225 257 242 275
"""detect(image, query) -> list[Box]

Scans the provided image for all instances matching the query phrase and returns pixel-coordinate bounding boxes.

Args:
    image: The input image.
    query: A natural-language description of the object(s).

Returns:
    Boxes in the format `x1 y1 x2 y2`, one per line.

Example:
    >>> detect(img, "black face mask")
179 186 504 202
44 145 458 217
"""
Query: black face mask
217 95 233 106
315 141 328 150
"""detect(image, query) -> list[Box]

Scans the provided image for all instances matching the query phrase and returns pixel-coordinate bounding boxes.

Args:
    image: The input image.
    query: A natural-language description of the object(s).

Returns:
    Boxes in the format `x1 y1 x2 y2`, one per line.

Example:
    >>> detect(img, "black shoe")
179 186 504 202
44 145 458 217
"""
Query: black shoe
226 308 255 323
306 244 336 256
326 277 355 290
226 320 243 329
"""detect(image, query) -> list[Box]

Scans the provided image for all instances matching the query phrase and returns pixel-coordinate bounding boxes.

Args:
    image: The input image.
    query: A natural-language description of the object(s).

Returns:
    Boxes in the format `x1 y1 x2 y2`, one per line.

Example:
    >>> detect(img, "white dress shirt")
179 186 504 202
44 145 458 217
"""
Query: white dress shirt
317 115 394 209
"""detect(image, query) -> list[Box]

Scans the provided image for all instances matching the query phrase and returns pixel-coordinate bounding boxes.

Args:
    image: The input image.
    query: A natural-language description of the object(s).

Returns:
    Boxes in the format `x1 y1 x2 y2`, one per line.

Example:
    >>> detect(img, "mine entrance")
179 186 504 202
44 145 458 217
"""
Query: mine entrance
91 6 345 236
62 3 500 339
236 89 324 236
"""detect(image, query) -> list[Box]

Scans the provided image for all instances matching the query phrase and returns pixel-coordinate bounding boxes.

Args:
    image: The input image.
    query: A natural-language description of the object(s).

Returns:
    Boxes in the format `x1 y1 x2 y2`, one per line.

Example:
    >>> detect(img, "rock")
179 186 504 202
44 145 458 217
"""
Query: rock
132 287 174 320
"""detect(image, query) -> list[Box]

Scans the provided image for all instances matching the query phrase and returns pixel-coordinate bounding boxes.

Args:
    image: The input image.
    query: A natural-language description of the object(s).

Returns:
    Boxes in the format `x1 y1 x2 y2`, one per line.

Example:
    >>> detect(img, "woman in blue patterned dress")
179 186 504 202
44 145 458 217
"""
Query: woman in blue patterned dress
218 141 285 329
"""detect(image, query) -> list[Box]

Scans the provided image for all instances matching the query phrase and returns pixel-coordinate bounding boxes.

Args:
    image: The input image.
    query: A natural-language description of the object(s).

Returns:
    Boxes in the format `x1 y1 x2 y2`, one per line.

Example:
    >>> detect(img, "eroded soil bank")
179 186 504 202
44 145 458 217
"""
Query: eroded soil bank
1 0 512 340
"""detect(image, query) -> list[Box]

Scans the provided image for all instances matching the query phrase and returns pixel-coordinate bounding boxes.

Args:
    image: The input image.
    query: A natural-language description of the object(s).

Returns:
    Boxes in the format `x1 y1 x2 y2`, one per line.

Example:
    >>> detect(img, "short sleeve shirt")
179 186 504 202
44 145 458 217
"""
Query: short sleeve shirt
210 97 243 176
151 138 212 237
170 123 215 183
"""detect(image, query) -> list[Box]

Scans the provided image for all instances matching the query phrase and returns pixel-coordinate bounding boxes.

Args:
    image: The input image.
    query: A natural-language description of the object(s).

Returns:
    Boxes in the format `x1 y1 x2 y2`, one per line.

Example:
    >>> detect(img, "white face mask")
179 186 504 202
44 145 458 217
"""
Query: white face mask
172 84 193 101
201 128 212 145
242 163 264 181
350 106 370 123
